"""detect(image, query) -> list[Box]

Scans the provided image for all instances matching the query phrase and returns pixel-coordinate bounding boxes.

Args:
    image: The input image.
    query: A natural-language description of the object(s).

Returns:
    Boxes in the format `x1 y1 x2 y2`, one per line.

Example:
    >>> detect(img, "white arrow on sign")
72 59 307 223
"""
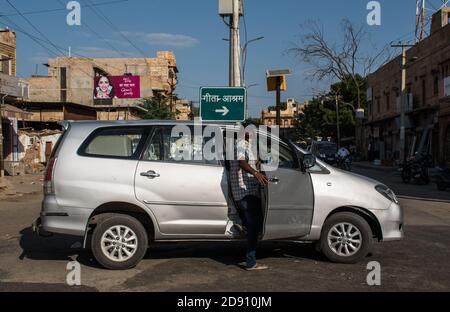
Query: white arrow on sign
215 106 230 116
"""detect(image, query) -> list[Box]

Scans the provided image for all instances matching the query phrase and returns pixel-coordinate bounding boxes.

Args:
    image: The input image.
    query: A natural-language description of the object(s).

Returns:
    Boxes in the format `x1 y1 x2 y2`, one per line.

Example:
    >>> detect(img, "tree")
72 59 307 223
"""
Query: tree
243 118 261 126
287 19 391 109
294 76 368 142
138 94 176 120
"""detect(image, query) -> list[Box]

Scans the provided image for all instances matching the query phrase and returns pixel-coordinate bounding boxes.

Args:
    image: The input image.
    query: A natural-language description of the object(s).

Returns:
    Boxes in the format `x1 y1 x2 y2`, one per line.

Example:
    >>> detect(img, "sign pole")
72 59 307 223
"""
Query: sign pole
276 77 281 126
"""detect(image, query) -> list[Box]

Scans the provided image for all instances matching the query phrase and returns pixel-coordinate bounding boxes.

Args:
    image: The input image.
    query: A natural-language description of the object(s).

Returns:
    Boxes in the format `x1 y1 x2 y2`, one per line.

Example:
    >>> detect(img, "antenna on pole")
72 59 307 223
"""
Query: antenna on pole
415 0 426 42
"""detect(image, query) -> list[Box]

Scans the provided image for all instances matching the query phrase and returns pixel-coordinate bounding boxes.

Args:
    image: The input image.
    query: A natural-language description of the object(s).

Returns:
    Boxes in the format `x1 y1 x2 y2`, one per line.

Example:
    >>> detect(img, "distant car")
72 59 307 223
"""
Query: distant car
33 121 403 270
310 141 338 165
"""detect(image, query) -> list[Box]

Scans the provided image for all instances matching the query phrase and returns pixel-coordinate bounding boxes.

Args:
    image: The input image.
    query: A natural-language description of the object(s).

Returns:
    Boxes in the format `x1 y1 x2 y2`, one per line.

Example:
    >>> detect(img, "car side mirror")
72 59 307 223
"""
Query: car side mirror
302 154 316 170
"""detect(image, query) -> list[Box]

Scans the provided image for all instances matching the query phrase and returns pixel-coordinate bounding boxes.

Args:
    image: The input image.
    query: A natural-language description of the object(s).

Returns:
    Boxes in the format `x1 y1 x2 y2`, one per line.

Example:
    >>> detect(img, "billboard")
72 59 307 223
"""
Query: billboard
93 75 140 99
0 72 20 97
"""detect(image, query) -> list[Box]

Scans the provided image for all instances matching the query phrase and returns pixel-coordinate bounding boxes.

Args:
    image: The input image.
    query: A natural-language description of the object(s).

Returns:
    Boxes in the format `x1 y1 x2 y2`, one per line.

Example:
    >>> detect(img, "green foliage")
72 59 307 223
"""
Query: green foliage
243 118 261 126
138 95 176 120
267 102 288 112
295 76 367 141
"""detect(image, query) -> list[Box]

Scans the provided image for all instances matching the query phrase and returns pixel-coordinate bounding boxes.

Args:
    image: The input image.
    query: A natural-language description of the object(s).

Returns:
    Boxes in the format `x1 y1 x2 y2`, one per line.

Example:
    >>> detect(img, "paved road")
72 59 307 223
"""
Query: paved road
0 170 449 292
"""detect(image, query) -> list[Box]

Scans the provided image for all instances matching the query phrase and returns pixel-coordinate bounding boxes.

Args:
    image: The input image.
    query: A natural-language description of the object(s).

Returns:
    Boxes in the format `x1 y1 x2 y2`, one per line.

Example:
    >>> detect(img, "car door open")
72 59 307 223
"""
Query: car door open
261 140 315 240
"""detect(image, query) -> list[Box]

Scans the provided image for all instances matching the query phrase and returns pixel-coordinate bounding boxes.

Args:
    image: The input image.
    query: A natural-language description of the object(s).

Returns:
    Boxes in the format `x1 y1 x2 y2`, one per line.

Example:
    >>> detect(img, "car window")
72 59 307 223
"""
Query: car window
248 133 297 169
143 126 221 165
83 128 144 158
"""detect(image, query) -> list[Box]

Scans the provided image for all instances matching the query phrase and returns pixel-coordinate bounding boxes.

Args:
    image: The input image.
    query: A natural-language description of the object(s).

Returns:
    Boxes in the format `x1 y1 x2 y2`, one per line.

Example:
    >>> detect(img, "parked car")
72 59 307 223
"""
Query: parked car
33 121 403 270
309 141 338 165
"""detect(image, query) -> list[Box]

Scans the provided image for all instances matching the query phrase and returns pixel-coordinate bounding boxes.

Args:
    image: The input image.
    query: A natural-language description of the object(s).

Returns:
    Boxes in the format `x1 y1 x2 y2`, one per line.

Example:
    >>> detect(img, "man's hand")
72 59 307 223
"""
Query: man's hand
253 171 269 186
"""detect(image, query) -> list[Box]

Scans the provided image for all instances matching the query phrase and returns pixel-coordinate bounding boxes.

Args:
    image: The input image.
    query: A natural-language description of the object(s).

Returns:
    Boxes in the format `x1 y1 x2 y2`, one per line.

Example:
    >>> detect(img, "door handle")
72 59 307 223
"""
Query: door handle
140 170 160 179
269 177 280 183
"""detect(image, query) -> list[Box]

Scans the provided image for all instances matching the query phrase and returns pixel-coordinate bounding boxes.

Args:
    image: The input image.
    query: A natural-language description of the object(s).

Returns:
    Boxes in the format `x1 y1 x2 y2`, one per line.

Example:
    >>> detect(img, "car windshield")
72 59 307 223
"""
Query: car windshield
317 143 337 154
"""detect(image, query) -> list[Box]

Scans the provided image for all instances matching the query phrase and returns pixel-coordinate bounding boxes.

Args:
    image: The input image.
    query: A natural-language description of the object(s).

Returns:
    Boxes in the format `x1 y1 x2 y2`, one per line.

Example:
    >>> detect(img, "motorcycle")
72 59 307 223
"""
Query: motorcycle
435 168 450 191
400 154 432 185
336 155 352 171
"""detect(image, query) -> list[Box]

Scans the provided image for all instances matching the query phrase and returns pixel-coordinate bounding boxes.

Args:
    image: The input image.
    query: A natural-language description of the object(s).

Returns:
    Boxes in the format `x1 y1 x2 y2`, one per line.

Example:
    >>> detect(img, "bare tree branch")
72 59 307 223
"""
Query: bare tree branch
287 18 391 108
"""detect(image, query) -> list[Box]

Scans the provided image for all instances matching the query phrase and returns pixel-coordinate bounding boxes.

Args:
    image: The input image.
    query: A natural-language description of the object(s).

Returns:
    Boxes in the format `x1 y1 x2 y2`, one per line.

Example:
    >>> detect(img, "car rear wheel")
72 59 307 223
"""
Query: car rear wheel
92 214 148 270
320 212 373 264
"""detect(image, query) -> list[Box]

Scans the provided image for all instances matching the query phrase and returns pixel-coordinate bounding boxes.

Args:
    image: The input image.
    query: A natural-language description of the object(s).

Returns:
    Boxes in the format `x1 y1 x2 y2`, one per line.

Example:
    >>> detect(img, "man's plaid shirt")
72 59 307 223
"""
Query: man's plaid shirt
230 139 260 201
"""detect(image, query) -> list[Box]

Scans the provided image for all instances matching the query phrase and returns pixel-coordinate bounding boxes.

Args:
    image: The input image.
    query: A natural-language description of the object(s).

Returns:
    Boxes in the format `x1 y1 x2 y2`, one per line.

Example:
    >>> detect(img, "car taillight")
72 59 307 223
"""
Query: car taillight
44 157 57 195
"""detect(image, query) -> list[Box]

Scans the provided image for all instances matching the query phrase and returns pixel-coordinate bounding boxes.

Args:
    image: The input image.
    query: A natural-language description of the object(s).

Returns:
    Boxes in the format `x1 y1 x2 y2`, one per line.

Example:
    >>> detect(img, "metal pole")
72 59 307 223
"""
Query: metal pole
0 94 7 178
228 17 233 87
276 77 281 126
391 43 413 163
231 0 241 87
400 47 407 163
335 95 341 148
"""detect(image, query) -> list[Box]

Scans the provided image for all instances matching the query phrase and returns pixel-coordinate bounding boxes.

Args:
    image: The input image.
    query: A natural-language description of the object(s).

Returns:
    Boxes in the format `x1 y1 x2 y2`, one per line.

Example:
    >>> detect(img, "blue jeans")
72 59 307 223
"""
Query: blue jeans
236 195 263 268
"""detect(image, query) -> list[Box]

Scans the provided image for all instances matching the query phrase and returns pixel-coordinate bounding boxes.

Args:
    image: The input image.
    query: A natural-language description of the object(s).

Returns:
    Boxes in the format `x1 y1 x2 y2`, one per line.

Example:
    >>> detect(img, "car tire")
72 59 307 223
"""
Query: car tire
320 212 373 264
91 214 148 270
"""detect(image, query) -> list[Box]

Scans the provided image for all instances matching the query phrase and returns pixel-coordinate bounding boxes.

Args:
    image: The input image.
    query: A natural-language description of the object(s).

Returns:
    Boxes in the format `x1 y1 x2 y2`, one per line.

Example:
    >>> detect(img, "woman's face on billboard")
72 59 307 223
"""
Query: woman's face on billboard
98 76 110 92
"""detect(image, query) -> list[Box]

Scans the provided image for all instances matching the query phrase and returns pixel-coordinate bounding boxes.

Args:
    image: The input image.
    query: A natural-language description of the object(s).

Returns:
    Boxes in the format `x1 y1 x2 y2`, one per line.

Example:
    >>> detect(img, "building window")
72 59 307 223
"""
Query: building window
0 55 11 75
60 67 67 103
385 93 390 111
434 76 439 95
422 79 426 106
376 97 380 114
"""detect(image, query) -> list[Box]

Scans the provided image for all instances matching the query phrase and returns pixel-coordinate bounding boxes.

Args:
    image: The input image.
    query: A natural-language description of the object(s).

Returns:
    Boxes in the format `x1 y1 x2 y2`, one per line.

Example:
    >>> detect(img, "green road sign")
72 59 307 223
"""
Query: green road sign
200 87 246 122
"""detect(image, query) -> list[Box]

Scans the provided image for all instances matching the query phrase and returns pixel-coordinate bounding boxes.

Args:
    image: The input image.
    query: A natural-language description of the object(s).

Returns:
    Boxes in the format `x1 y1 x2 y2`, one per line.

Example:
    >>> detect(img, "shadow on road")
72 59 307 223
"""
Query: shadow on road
18 227 100 268
18 226 327 269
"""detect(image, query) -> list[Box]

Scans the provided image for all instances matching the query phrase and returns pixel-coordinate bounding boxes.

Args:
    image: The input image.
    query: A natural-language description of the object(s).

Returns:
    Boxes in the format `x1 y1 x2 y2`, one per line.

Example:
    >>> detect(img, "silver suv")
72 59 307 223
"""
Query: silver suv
33 121 403 270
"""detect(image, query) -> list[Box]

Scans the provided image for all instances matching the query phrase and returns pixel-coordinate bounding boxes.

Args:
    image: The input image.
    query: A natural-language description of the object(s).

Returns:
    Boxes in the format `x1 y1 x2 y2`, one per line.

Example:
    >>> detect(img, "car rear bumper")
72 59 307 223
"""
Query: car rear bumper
36 195 90 237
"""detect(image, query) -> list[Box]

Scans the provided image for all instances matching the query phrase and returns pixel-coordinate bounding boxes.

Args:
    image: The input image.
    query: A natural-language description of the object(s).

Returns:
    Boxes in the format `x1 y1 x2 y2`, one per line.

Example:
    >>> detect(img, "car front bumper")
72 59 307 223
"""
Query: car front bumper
372 202 404 241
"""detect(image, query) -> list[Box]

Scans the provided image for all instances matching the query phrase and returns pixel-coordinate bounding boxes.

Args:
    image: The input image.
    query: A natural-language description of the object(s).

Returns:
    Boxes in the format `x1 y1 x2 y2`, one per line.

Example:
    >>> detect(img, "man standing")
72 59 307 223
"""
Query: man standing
230 133 269 271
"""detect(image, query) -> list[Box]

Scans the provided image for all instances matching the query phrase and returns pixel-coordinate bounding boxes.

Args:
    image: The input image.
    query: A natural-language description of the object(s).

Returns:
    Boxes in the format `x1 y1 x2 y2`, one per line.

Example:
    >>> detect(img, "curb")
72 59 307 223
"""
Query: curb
352 162 398 173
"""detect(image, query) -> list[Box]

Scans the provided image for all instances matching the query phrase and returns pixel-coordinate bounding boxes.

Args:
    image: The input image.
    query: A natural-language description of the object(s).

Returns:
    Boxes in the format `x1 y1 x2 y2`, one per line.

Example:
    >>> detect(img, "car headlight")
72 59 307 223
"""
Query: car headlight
375 185 399 204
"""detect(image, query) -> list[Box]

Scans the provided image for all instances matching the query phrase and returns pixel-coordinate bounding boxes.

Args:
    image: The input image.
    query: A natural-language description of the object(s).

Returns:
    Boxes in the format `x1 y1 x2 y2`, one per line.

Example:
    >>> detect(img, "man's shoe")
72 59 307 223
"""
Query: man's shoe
234 223 247 235
245 263 269 271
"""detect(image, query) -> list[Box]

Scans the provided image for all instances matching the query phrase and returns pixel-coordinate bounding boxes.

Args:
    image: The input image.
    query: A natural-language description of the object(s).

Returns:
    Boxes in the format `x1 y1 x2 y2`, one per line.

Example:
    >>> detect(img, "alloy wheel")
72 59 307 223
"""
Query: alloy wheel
100 225 138 262
327 222 362 257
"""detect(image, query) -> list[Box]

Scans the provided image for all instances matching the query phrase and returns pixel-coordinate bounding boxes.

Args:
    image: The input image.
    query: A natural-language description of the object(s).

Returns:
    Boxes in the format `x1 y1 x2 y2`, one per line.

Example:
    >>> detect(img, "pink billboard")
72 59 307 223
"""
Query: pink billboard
94 75 140 99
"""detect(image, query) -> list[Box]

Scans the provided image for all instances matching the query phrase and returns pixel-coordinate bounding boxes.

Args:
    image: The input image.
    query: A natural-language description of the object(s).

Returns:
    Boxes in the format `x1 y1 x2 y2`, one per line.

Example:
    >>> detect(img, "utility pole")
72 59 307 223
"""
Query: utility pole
230 0 242 87
392 44 414 163
0 94 7 178
335 94 341 148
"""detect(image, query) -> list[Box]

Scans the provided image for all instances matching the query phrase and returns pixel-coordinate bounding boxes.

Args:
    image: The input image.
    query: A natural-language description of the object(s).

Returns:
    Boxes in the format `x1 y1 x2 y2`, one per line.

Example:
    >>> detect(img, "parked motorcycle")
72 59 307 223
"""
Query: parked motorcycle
336 155 352 171
435 168 450 191
400 153 432 185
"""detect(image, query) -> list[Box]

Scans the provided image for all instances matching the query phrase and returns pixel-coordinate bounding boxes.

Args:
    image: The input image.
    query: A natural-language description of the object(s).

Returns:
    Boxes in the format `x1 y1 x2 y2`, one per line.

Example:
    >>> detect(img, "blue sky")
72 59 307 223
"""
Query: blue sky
0 0 445 117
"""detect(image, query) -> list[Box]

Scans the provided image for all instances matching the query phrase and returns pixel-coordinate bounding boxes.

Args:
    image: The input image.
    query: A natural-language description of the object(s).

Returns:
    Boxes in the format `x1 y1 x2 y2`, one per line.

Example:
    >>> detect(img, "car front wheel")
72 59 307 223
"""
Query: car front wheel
91 214 148 270
320 212 373 264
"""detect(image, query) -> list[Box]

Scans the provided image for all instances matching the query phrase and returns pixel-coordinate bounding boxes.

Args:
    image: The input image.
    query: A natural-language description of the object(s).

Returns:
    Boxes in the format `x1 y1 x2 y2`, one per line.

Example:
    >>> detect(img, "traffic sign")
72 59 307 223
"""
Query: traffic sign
200 87 246 122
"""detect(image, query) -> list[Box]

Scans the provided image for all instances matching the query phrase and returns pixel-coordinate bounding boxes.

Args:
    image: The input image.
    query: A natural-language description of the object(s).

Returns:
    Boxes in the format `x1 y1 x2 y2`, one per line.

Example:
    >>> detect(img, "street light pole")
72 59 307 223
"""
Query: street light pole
230 0 242 87
335 94 341 148
241 36 264 84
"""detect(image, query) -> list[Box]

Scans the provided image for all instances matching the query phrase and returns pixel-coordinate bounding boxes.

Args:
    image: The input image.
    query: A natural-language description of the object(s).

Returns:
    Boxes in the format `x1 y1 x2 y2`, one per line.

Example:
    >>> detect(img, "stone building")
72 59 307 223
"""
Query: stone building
1 28 31 176
365 8 450 166
261 98 306 128
0 28 16 76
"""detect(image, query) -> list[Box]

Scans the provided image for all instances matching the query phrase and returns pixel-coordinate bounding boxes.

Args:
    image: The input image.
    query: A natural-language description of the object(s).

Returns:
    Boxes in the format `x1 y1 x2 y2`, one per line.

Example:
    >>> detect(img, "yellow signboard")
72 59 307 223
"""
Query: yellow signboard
266 76 286 92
